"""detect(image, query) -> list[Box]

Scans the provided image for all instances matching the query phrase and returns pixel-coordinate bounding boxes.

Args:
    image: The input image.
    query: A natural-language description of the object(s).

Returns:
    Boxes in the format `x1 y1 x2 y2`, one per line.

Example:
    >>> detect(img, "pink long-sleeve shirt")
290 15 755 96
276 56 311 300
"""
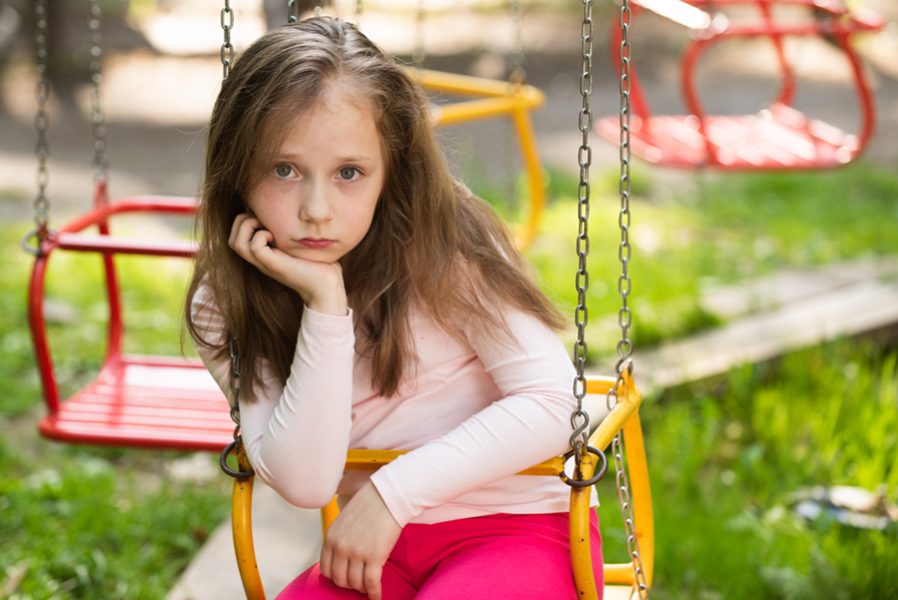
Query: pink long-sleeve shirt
192 285 594 527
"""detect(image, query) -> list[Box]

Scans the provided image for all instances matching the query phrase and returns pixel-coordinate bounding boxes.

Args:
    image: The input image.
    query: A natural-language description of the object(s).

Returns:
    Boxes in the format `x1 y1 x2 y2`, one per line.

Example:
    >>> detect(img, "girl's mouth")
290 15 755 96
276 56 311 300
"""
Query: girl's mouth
298 238 334 249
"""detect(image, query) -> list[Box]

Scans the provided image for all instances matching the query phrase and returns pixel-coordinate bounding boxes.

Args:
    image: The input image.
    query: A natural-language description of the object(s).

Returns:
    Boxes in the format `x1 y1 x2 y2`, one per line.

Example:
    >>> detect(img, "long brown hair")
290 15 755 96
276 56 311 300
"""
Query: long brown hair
186 17 563 401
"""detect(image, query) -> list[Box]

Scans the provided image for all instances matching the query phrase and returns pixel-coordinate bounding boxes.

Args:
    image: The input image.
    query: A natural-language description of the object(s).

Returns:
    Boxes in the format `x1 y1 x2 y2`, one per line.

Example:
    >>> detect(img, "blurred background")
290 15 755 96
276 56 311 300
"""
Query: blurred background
2 1 898 598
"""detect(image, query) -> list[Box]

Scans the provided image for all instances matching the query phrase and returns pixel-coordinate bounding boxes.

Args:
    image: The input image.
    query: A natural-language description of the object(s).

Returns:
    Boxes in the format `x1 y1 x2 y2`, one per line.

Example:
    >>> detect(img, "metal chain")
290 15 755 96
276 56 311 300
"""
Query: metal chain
25 0 52 254
220 335 254 479
508 0 525 84
609 0 649 596
215 0 252 479
568 0 593 461
287 0 299 23
220 0 235 80
88 0 108 183
413 0 426 67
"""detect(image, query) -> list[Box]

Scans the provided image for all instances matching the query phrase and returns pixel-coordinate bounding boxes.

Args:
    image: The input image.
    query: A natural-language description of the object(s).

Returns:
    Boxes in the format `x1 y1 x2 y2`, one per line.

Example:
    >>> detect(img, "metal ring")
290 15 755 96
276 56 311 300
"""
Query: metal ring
219 440 255 479
20 228 46 256
559 445 608 488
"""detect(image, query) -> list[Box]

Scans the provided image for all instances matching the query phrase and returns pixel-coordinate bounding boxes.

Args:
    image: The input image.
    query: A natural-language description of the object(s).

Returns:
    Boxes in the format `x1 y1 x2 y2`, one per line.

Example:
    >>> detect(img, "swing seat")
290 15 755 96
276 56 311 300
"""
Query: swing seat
28 188 235 451
413 68 546 247
596 0 884 170
37 355 231 450
227 374 653 600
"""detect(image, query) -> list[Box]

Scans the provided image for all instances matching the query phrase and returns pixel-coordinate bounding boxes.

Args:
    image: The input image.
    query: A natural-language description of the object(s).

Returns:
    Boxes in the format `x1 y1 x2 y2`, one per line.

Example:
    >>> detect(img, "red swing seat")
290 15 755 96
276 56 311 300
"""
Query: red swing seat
28 183 233 451
596 0 884 170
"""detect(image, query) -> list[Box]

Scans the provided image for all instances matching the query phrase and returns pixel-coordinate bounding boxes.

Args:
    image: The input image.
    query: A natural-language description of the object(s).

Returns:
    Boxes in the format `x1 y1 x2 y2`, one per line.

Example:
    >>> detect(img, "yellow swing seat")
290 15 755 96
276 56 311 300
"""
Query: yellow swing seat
226 371 654 600
411 68 547 249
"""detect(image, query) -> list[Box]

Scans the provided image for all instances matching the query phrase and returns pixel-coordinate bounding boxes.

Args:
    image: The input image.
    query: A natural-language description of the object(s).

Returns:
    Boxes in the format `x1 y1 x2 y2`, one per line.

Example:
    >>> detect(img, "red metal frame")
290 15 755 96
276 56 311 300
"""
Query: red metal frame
597 0 884 170
28 182 233 451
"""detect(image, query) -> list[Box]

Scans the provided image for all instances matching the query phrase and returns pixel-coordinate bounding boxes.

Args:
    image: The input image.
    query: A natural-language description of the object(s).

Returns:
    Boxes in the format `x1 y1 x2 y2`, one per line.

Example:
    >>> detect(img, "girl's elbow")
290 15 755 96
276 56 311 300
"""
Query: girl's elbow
262 472 340 509
252 459 342 508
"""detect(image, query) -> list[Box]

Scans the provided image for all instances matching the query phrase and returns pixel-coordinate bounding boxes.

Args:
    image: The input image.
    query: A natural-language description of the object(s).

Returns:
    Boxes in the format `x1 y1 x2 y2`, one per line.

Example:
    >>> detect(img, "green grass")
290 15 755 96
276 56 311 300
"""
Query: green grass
1 160 897 597
522 162 898 361
623 341 898 600
0 224 229 599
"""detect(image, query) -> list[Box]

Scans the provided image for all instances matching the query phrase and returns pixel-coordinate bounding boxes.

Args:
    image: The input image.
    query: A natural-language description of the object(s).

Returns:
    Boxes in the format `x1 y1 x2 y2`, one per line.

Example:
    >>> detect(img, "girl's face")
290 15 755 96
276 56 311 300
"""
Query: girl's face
247 90 385 264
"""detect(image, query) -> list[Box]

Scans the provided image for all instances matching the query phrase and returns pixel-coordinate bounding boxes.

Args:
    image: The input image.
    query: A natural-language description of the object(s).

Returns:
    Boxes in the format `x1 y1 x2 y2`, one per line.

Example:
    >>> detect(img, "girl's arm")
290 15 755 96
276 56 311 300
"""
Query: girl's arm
369 306 579 527
191 286 355 507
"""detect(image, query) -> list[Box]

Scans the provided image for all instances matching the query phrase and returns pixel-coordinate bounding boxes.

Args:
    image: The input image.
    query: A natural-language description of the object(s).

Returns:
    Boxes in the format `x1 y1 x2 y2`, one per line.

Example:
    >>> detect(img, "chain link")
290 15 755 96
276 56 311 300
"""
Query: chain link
215 0 252 480
88 0 108 183
26 0 52 254
220 0 235 80
413 0 426 67
287 0 299 23
508 0 525 84
569 0 593 461
610 0 649 596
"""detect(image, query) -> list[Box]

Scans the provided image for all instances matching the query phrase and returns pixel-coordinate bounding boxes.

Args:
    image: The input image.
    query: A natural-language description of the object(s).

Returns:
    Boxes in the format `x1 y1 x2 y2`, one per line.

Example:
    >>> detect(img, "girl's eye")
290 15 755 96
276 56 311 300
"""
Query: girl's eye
274 164 293 178
338 167 359 181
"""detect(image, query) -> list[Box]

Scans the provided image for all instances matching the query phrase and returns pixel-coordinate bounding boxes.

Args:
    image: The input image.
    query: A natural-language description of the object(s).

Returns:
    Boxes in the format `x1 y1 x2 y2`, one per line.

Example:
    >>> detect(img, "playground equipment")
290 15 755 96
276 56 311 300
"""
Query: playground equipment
595 0 885 169
221 2 653 599
24 1 654 598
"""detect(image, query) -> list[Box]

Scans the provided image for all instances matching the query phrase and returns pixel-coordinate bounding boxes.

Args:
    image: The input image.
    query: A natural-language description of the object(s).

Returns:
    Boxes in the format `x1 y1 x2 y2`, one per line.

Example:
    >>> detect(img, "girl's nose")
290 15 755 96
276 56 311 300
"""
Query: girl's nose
298 181 333 223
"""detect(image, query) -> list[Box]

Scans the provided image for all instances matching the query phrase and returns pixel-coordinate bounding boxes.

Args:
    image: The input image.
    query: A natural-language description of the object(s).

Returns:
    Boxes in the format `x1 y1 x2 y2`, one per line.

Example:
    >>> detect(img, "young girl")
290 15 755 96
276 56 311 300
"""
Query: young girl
186 17 602 600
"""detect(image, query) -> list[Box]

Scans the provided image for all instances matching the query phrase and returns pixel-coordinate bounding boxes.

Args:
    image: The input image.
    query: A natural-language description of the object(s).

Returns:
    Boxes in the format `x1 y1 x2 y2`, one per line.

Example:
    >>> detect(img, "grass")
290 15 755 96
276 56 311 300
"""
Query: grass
1 160 897 597
0 224 230 599
595 341 898 599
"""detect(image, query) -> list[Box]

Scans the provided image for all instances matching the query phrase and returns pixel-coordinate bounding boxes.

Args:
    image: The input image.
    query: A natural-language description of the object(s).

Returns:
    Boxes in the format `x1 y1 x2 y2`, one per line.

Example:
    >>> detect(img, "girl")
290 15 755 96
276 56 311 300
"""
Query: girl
186 17 602 600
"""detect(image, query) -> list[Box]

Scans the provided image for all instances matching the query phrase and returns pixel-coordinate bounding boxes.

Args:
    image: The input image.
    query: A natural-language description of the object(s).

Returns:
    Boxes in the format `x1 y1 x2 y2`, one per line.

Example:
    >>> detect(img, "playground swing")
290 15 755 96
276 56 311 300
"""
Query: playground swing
22 0 544 452
396 0 547 249
23 0 654 598
24 0 236 452
219 2 652 600
595 0 885 170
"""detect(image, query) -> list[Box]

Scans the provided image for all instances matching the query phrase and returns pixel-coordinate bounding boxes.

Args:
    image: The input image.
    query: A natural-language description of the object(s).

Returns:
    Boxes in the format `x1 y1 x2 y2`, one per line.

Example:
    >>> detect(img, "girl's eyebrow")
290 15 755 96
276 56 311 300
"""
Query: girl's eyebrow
277 152 377 163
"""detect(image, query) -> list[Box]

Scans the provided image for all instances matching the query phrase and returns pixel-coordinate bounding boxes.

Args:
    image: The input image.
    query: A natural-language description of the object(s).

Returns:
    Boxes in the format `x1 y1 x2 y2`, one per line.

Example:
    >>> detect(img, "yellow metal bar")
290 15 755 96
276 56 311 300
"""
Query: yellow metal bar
232 449 265 600
344 448 565 476
432 96 542 127
570 451 600 600
411 67 546 102
623 410 655 587
510 106 545 249
605 563 637 585
321 496 340 537
587 388 643 453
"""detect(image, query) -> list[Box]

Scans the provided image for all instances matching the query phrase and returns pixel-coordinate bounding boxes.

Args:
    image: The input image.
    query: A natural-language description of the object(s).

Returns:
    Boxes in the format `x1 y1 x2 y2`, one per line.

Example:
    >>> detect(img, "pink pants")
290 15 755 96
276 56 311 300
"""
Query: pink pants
277 511 603 600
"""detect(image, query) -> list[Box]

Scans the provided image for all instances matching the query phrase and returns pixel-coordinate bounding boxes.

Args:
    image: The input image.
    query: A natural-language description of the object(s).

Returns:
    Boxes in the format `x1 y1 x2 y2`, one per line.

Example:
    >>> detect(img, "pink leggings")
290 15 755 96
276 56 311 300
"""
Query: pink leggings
277 511 603 600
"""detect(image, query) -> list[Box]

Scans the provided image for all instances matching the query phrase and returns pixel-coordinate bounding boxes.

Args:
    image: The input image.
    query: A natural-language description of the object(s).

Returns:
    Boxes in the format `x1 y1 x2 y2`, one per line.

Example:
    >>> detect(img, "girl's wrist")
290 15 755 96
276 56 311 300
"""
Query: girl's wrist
305 286 348 316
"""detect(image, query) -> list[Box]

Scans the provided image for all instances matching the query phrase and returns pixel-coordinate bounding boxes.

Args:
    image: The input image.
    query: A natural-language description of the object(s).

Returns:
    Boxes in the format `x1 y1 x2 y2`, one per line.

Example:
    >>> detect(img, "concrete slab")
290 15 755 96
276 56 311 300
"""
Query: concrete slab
639 278 898 391
166 483 322 600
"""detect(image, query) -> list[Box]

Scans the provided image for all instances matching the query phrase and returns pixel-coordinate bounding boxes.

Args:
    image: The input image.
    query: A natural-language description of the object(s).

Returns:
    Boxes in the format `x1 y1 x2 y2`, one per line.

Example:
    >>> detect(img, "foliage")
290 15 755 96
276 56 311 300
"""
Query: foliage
0 225 227 599
597 342 898 599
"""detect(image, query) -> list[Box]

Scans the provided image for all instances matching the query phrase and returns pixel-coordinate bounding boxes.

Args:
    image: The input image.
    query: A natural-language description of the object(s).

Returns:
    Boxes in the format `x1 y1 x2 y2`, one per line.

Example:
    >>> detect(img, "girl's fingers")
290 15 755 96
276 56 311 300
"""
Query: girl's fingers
319 546 332 580
364 563 382 600
329 553 350 589
347 560 366 594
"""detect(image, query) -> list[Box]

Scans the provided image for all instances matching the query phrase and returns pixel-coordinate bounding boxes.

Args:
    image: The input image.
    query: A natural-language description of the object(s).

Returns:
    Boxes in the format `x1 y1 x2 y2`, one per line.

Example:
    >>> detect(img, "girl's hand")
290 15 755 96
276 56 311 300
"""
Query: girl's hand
319 482 402 600
228 213 347 315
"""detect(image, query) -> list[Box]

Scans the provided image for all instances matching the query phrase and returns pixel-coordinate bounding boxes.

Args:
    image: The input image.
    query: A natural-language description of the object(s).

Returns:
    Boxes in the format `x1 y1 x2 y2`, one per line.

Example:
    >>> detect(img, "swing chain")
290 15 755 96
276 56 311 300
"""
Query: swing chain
287 0 299 23
611 1 649 597
508 0 526 84
23 0 52 256
413 0 426 67
220 335 255 479
220 0 235 80
567 0 594 466
88 0 108 183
